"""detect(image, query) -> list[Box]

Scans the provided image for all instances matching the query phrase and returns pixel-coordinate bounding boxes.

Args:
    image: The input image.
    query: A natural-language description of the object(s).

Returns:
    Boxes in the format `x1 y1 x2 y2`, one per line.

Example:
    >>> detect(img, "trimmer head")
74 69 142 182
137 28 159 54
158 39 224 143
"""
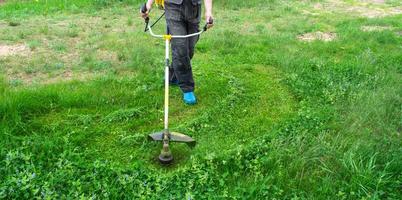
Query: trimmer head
159 141 173 164
149 129 196 164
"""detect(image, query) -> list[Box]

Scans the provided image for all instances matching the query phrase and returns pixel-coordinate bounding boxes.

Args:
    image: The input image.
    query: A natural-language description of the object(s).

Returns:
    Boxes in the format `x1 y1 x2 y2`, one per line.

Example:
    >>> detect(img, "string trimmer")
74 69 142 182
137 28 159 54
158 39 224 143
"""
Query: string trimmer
140 4 213 164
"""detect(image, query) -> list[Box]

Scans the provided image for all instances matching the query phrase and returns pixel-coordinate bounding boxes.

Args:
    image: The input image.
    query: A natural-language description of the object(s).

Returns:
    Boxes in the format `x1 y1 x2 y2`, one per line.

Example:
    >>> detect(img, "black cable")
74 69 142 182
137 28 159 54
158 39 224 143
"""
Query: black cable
145 12 165 32
150 12 165 28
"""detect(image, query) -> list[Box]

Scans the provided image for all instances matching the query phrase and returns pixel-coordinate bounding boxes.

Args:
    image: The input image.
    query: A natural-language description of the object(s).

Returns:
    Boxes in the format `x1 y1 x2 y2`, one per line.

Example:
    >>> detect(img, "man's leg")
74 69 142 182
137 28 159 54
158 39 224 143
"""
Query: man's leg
187 23 200 60
166 20 195 93
186 3 201 60
168 61 178 85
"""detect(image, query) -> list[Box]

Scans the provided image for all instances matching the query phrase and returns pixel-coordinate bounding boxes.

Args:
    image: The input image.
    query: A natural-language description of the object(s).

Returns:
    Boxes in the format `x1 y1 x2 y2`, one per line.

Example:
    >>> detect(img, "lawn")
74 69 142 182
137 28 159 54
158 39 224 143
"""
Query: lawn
0 0 401 199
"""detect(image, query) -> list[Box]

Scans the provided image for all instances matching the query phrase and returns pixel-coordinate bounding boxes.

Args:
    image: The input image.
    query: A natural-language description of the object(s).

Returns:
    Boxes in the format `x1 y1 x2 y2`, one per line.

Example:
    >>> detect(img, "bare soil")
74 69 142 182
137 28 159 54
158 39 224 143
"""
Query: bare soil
0 44 30 57
312 0 402 18
297 31 337 42
361 0 385 4
361 25 393 32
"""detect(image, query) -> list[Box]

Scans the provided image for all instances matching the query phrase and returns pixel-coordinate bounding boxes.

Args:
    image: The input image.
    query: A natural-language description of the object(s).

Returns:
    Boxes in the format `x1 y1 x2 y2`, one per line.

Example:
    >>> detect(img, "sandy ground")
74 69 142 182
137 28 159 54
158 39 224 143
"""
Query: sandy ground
0 44 29 57
297 32 337 42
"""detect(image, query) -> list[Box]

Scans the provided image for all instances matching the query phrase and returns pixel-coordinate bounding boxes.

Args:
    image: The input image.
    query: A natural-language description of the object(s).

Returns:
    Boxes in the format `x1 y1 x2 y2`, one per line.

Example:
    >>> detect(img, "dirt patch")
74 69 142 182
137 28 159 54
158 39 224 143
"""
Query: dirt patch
347 6 402 18
7 69 137 86
297 31 337 42
0 21 8 28
41 70 89 85
361 25 393 32
360 0 385 4
312 0 402 18
96 49 119 63
0 44 30 57
8 70 101 85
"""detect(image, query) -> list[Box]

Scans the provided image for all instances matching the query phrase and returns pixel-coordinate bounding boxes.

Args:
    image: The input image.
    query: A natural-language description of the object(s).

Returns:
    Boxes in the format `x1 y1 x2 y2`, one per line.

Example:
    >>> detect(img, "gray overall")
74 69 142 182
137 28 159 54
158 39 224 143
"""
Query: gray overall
165 0 202 92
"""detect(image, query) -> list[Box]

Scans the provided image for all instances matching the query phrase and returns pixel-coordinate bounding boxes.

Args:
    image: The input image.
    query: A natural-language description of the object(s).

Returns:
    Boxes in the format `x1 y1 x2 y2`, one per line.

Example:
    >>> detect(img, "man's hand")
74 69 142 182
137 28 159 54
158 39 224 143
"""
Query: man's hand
140 1 153 19
205 12 214 29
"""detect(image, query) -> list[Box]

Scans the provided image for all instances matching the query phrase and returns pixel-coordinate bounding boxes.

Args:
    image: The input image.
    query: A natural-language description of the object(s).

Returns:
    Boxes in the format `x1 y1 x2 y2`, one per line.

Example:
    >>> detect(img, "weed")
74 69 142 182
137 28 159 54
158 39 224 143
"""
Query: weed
8 20 20 27
27 40 41 50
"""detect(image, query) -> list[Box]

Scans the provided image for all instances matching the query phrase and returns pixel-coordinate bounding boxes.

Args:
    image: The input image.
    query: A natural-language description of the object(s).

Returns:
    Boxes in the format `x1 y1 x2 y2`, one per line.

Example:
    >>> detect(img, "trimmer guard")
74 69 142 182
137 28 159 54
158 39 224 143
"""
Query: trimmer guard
149 131 196 147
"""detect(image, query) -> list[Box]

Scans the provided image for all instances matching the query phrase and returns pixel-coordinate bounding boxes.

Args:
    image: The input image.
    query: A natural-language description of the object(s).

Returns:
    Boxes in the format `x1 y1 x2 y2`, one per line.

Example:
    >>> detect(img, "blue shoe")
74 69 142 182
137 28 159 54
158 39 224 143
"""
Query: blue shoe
183 92 197 105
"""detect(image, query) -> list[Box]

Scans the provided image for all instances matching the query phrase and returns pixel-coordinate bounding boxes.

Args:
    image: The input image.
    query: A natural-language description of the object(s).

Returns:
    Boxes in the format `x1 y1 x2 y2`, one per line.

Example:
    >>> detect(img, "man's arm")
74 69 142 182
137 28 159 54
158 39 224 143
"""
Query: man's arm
204 0 213 28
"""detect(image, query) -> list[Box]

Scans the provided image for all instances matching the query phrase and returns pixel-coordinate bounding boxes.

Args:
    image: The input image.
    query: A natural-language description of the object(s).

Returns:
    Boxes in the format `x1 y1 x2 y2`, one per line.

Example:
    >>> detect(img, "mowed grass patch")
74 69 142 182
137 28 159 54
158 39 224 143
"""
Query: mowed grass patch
0 62 296 169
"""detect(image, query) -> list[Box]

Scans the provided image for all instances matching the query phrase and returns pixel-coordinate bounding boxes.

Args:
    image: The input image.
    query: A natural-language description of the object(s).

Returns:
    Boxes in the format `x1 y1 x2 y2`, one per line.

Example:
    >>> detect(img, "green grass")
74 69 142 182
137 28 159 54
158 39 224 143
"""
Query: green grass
1 0 401 199
0 0 140 19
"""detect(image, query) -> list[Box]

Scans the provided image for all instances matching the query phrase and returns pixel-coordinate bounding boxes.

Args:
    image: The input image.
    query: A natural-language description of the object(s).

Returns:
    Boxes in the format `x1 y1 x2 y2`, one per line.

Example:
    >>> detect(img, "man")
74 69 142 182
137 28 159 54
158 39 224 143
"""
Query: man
141 0 213 105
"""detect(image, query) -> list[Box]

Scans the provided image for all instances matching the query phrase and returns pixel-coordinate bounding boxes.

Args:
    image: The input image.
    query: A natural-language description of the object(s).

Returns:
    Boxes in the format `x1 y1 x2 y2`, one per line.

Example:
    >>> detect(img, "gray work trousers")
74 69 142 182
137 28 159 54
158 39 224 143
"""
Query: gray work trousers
165 0 201 93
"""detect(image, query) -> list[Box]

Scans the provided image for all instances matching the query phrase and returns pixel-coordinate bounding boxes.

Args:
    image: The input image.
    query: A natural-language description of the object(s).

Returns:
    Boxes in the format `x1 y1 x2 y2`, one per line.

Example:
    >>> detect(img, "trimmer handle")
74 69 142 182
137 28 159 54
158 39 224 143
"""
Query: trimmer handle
140 3 150 32
203 18 214 32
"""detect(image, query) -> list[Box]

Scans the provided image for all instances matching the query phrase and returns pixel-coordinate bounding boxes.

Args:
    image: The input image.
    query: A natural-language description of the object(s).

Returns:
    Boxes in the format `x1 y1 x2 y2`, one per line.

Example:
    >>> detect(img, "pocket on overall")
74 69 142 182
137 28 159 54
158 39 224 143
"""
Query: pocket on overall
165 2 183 21
188 4 201 24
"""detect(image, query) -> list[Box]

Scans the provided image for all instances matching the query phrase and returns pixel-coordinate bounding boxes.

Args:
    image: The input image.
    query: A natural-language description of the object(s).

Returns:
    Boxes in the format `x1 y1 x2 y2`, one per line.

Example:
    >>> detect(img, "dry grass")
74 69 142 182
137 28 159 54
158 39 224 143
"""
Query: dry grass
361 25 393 31
309 0 402 18
5 70 106 85
0 43 30 57
297 31 337 42
0 11 134 85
